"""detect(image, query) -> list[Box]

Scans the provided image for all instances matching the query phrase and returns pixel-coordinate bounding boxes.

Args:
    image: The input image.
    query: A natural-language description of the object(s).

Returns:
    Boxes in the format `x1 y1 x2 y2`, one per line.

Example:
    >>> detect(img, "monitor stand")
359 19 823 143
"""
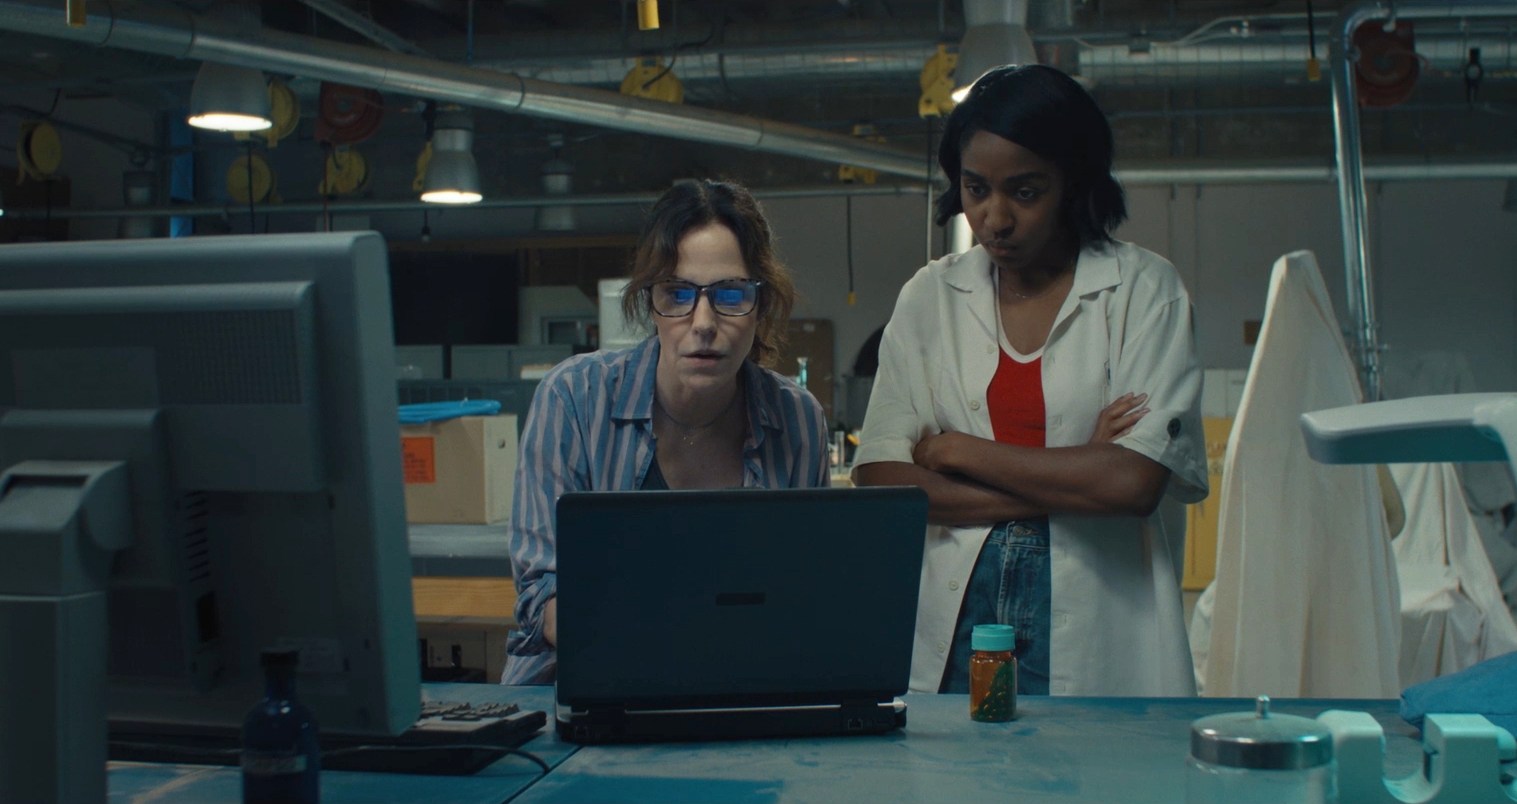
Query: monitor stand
0 460 131 804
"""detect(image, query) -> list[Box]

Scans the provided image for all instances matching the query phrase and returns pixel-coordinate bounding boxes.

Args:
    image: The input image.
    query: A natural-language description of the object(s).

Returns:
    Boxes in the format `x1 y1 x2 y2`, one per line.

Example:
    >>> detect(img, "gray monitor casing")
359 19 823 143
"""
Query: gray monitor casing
0 231 420 736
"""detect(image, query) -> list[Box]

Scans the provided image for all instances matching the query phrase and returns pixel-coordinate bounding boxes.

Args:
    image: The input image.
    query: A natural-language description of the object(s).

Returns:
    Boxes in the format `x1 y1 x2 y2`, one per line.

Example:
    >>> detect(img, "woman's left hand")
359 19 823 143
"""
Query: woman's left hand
1090 393 1148 443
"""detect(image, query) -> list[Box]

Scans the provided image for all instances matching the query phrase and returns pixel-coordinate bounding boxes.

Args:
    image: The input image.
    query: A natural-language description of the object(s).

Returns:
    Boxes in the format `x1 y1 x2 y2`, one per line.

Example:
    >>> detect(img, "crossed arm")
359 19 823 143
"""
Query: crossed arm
854 393 1170 526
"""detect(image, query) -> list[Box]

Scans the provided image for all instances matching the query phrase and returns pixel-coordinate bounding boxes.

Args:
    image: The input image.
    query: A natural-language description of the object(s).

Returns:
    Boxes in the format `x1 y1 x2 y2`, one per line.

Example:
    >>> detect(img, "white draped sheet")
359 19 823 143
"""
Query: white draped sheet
1390 461 1517 686
1202 250 1401 698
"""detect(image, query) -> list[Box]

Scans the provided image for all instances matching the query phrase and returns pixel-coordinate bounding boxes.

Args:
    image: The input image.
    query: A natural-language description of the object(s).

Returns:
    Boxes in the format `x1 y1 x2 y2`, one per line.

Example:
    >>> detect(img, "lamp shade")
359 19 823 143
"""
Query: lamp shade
952 23 1038 102
421 116 483 205
952 0 1037 102
536 155 575 231
187 61 273 132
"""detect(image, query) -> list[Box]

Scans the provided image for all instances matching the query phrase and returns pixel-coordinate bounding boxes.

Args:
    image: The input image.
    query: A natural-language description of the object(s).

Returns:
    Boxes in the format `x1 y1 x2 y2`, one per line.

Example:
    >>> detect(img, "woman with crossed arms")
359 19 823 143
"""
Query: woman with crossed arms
854 65 1208 697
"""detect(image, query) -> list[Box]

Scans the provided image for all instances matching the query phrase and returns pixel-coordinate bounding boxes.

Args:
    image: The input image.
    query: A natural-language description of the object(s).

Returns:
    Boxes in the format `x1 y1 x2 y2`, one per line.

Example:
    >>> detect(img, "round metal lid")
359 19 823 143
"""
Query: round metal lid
1190 696 1334 770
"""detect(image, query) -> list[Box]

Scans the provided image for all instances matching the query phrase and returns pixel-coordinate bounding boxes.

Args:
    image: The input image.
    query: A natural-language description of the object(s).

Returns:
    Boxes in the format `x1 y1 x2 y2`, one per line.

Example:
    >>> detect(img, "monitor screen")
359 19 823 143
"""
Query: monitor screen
0 231 420 736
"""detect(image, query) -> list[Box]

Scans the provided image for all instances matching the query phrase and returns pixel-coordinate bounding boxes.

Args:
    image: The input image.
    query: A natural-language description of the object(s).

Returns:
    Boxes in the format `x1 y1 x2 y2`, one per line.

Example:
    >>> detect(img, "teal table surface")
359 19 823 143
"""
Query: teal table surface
106 689 1423 804
109 684 572 804
510 694 1420 804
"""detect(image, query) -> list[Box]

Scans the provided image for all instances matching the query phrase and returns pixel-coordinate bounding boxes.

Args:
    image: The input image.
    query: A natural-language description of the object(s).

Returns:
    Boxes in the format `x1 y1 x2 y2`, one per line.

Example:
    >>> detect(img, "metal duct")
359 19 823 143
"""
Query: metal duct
417 10 1513 89
0 0 929 179
1080 33 1517 84
481 32 1517 88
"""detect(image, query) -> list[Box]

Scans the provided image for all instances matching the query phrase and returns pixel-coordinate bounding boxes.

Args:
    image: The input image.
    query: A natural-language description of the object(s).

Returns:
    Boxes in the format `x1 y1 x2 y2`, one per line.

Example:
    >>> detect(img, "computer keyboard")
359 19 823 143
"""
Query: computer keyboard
110 698 548 776
321 700 548 774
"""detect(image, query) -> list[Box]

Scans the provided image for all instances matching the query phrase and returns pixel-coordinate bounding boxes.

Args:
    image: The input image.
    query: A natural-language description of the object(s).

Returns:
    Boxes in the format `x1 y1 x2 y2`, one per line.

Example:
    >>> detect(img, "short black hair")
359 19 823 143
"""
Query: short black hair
934 64 1126 247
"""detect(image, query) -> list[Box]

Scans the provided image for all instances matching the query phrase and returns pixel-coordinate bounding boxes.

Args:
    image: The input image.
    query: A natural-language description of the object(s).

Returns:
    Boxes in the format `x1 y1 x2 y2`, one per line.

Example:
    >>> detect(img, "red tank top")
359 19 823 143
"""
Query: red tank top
987 348 1045 448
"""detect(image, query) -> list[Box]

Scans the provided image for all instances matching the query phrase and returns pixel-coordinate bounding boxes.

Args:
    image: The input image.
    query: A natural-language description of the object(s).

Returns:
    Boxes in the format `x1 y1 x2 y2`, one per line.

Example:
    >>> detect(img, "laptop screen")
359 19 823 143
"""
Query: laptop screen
554 487 927 711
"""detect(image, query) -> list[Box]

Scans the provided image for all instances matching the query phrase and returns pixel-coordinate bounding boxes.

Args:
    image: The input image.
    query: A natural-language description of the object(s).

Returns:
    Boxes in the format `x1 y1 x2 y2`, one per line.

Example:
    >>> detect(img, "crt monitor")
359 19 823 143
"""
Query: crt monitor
0 232 420 740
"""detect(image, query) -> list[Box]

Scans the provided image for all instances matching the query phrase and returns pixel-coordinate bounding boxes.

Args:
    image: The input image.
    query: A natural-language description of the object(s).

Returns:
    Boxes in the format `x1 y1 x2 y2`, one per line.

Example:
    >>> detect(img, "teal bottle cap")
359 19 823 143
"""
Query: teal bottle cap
971 624 1015 652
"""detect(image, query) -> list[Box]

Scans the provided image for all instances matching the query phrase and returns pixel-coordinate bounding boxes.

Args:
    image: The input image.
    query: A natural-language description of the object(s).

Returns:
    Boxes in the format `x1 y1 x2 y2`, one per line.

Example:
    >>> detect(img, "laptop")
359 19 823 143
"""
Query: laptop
553 486 927 743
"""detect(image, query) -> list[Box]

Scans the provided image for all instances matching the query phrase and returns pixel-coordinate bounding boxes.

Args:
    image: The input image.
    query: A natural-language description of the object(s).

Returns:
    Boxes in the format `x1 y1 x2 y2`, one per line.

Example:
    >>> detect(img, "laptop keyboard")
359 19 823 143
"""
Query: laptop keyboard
110 698 548 776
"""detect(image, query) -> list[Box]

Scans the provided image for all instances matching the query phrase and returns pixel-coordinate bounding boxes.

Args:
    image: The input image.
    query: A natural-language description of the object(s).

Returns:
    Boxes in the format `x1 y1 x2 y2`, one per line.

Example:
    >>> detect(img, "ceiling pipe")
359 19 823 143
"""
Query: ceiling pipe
0 183 930 221
408 12 1513 88
295 0 431 57
10 160 1517 221
0 8 1510 92
1331 0 1517 402
0 0 929 179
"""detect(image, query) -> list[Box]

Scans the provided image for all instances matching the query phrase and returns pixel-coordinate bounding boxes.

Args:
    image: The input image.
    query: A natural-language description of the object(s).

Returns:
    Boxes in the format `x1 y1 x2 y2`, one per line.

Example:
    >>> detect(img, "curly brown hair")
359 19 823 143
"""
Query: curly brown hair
620 179 795 368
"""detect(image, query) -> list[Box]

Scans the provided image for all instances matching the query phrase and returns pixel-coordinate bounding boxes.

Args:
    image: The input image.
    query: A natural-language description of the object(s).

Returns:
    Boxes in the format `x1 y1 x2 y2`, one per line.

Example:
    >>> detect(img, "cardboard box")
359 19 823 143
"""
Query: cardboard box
400 415 517 524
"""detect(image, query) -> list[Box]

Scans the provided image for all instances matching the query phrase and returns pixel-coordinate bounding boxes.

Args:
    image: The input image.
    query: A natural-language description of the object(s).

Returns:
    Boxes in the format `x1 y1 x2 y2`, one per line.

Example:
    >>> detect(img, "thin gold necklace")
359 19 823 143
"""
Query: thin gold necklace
655 391 740 446
997 261 1074 301
1004 281 1059 301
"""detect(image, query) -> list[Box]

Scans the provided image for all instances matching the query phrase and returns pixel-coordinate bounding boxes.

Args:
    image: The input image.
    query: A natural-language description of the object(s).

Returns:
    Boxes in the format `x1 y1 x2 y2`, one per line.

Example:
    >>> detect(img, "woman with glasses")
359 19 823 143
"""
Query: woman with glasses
852 65 1208 698
502 178 830 684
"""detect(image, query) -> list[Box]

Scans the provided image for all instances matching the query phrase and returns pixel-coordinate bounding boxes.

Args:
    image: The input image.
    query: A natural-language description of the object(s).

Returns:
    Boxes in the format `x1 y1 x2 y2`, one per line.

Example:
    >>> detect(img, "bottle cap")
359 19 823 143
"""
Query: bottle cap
1190 695 1334 770
260 648 300 670
971 624 1015 652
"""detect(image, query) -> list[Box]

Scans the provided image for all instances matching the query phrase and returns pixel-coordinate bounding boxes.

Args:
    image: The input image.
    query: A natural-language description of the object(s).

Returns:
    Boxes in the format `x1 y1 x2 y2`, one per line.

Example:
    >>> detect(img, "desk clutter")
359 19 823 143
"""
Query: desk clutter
111 698 547 777
1188 694 1517 804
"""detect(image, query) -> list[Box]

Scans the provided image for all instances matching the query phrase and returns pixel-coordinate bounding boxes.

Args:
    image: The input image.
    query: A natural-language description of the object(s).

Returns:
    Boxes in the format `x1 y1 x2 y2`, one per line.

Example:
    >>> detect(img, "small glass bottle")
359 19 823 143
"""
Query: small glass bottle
241 648 321 804
968 624 1017 722
1186 695 1337 804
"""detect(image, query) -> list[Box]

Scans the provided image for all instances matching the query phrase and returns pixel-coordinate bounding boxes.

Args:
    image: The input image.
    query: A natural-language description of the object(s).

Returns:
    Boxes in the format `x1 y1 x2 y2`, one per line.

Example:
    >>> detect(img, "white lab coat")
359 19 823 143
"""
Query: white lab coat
854 242 1208 695
1383 350 1517 628
1203 250 1401 698
1390 461 1517 686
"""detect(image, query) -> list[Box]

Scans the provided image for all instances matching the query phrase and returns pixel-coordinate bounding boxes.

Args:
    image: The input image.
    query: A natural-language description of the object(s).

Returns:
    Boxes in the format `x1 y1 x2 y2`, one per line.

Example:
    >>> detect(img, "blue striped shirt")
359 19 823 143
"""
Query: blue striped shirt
501 336 831 684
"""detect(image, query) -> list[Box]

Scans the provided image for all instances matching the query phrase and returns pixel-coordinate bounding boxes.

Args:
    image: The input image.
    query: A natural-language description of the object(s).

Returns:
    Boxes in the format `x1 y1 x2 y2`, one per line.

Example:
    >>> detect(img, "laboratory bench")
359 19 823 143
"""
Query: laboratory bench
109 686 1421 803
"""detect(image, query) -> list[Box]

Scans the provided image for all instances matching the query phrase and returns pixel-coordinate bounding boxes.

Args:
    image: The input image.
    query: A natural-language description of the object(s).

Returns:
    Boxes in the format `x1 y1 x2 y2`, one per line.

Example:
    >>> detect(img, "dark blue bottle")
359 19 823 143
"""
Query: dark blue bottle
241 648 320 804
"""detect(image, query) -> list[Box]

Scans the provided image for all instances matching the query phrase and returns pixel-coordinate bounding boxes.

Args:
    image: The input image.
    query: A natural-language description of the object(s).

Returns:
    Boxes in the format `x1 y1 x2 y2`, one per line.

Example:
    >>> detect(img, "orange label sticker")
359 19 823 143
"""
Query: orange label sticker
401 436 436 484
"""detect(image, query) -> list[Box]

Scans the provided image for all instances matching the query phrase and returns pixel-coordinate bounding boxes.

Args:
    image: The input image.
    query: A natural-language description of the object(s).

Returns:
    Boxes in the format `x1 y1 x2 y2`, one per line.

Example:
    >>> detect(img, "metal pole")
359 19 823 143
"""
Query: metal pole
1330 0 1517 401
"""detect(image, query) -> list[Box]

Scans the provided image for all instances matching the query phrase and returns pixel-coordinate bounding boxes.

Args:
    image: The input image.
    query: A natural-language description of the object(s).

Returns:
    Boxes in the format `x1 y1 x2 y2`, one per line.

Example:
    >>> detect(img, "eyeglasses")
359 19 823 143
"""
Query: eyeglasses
648 279 763 318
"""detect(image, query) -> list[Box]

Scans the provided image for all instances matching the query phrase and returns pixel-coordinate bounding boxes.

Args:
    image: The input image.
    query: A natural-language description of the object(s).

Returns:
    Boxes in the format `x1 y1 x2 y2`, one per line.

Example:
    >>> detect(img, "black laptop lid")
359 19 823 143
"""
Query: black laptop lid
554 487 927 711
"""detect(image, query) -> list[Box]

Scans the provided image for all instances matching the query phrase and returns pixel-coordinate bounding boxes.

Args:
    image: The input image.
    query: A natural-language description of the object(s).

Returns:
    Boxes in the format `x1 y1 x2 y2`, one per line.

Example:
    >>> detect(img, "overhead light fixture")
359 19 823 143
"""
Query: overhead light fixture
421 108 482 205
187 61 274 132
952 0 1038 103
119 169 157 239
536 134 575 231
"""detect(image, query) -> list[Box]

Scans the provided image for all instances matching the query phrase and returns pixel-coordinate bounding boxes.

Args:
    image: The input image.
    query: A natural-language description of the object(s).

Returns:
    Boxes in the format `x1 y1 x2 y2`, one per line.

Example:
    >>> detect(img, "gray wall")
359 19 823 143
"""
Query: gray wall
768 180 1517 407
8 95 1516 395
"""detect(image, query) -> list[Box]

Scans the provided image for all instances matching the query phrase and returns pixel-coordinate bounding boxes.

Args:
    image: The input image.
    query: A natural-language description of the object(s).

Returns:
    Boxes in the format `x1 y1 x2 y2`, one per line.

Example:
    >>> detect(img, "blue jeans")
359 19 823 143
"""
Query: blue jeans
939 518 1052 695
